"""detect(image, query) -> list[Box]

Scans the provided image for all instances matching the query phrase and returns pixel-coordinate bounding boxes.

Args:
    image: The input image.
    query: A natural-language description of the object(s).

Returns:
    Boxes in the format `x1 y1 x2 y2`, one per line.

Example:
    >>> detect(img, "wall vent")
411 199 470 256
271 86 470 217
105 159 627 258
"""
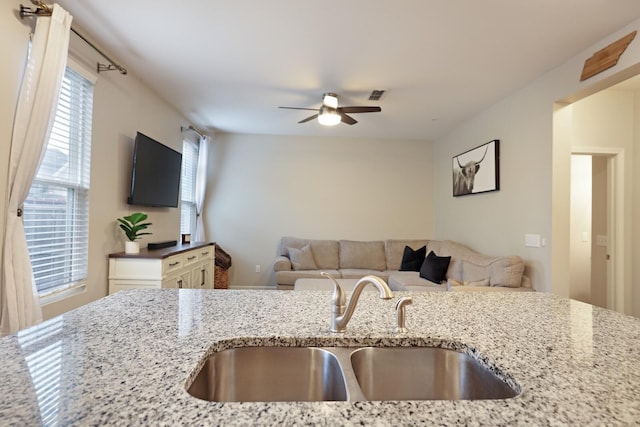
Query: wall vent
368 89 386 101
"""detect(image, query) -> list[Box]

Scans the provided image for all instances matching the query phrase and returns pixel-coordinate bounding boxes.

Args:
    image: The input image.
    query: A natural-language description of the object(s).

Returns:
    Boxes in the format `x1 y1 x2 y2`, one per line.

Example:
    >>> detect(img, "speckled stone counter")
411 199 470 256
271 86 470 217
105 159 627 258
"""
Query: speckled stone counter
1 289 639 426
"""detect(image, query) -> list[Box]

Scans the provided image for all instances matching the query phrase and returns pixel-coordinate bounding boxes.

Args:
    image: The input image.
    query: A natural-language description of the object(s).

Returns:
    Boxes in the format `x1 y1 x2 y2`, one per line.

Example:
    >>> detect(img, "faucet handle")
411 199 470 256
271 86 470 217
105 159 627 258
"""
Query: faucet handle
394 297 413 333
321 272 346 307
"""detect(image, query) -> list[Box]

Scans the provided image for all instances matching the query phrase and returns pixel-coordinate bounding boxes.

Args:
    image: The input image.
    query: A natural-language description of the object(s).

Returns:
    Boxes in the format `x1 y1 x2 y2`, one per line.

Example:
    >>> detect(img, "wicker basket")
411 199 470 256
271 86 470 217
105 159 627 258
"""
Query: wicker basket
214 265 229 289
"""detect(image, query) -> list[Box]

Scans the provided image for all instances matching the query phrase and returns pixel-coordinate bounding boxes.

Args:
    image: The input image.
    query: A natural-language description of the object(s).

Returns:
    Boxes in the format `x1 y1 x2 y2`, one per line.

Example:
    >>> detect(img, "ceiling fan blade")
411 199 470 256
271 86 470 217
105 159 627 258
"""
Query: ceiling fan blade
338 106 382 114
298 114 319 124
339 112 357 125
279 106 320 111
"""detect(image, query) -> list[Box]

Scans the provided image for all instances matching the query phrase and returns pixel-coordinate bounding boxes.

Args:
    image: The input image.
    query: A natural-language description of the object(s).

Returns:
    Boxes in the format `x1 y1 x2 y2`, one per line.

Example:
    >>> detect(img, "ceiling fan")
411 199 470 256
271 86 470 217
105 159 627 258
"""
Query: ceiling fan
279 93 381 126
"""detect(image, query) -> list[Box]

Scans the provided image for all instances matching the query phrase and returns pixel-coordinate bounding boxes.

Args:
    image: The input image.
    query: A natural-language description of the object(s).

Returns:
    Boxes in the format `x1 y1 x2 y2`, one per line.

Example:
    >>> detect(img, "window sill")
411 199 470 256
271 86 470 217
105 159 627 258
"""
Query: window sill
39 283 87 306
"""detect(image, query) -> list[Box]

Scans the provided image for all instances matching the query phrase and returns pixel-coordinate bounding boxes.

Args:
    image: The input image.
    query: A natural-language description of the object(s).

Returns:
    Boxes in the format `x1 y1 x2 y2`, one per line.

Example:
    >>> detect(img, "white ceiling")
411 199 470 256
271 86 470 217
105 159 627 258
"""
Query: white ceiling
55 0 640 140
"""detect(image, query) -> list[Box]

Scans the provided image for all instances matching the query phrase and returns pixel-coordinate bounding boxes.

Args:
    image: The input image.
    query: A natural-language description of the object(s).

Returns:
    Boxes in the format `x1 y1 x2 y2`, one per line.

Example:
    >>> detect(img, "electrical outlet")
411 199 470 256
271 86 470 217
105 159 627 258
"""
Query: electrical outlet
255 265 261 273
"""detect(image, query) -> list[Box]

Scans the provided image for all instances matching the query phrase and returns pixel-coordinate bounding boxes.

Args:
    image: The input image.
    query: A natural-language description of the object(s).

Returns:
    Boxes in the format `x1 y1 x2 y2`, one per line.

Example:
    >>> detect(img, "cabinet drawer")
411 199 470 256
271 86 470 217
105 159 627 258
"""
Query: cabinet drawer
109 258 162 280
198 246 214 261
163 254 184 274
184 251 199 266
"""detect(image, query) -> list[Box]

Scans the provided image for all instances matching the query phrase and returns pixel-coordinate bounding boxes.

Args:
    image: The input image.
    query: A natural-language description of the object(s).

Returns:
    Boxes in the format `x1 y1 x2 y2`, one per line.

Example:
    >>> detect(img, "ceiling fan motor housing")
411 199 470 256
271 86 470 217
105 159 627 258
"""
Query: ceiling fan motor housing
322 93 338 108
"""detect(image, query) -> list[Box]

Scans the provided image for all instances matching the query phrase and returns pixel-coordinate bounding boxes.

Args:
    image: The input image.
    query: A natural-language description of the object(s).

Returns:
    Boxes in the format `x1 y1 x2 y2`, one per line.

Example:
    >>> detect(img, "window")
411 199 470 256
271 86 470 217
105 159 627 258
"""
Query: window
181 140 199 236
23 64 94 296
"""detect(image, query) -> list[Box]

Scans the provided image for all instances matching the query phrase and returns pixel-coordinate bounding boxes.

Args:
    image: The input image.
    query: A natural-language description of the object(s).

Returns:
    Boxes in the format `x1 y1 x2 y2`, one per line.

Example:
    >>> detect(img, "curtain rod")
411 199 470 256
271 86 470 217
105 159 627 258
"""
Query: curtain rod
181 125 204 138
19 1 128 75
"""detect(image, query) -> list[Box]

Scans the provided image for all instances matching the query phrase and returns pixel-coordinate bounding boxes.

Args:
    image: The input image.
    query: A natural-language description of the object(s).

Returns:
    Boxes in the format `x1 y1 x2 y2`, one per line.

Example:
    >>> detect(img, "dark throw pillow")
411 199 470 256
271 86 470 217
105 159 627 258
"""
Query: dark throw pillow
399 245 427 272
419 251 451 284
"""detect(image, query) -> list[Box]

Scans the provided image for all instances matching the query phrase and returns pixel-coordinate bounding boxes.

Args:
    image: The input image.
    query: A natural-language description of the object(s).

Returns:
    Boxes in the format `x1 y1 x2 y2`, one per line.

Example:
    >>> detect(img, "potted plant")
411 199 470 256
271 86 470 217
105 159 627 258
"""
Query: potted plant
117 212 152 254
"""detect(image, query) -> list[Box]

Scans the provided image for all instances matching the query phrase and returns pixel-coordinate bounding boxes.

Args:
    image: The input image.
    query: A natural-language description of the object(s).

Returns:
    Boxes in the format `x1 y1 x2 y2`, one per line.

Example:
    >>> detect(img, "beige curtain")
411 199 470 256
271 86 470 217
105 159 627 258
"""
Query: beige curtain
1 5 73 336
194 135 210 242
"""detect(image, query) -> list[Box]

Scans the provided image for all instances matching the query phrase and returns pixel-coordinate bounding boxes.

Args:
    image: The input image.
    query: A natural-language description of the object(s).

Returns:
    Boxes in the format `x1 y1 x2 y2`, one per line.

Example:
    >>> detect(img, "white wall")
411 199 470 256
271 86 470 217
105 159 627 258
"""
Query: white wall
204 133 434 287
432 79 554 290
432 19 640 311
1 1 190 319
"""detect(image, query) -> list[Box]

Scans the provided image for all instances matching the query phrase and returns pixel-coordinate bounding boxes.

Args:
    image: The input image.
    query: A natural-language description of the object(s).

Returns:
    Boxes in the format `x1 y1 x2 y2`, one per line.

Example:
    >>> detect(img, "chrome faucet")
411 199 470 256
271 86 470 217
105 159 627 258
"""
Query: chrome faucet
321 272 394 333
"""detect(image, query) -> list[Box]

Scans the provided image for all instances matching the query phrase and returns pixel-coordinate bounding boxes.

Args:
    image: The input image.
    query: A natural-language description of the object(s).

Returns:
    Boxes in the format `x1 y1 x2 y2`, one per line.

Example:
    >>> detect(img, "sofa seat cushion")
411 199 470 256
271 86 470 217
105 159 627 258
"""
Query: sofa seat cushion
447 278 490 287
388 272 532 292
339 269 391 281
339 240 386 271
450 285 534 292
275 269 340 286
388 271 446 291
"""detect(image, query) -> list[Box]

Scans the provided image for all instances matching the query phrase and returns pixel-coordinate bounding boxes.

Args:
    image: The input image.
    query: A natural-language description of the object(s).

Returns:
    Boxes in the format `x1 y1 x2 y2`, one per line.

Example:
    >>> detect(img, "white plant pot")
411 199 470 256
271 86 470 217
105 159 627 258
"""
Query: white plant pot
125 241 140 254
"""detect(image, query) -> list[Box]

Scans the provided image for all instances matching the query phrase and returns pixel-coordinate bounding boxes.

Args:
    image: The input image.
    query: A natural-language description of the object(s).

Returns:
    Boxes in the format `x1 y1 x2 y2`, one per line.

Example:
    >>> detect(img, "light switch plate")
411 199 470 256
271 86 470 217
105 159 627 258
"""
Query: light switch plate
525 234 541 248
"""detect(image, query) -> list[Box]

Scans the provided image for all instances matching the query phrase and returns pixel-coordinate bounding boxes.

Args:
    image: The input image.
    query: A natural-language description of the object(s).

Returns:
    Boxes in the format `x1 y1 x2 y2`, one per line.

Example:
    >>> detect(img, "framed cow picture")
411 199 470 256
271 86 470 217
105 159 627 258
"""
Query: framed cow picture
452 139 499 197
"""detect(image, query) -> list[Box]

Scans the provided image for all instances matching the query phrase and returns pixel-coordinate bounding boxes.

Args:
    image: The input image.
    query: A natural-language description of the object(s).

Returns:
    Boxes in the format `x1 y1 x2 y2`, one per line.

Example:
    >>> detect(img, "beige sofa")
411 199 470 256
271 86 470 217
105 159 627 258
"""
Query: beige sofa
273 237 532 291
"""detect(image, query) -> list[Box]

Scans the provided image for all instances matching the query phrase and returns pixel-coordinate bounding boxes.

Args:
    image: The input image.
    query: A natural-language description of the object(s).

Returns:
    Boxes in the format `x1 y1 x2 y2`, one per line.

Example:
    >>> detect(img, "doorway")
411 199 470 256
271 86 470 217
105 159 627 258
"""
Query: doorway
569 150 623 311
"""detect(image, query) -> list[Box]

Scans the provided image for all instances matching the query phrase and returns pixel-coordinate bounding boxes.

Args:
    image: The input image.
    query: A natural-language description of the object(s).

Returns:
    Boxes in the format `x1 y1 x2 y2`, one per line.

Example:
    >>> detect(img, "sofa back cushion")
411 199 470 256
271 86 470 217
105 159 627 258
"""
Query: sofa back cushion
384 239 430 270
279 237 339 269
339 240 386 271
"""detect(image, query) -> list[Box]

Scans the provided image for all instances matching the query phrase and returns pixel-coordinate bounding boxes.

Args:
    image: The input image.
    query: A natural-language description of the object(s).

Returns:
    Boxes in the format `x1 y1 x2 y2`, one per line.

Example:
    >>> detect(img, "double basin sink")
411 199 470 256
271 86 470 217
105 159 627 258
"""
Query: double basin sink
187 346 519 402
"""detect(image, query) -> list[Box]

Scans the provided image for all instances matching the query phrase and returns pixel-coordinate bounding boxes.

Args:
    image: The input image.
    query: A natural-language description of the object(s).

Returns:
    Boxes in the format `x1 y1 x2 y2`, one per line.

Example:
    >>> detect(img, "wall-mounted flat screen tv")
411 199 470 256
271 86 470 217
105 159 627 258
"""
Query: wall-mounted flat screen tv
127 132 182 208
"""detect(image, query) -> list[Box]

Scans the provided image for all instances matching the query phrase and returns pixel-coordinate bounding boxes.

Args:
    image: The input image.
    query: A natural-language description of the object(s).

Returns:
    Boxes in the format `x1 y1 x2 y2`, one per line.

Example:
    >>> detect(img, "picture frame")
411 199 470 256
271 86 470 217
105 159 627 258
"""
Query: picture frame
452 139 500 197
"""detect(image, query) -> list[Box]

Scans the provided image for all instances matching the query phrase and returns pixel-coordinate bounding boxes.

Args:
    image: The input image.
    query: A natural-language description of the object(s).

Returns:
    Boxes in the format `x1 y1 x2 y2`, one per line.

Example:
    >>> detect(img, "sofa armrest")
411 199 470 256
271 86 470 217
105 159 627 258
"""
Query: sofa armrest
273 256 292 272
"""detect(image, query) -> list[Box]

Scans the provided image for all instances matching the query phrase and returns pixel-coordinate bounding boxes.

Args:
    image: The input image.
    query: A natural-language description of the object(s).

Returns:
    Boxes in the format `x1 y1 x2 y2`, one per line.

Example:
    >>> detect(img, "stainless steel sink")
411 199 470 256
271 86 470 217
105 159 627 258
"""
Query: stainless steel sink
187 346 348 402
350 346 518 400
187 346 518 402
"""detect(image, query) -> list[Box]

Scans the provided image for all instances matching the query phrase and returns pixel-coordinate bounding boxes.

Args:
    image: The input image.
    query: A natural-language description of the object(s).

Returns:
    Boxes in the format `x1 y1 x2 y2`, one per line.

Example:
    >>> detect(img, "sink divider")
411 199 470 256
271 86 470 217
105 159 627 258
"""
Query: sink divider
318 347 369 402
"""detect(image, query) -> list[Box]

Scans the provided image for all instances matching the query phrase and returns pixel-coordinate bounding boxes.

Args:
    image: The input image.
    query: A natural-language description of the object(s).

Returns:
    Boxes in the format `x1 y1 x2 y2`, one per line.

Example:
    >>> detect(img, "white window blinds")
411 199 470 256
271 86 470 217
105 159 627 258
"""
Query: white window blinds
23 65 94 295
180 140 198 236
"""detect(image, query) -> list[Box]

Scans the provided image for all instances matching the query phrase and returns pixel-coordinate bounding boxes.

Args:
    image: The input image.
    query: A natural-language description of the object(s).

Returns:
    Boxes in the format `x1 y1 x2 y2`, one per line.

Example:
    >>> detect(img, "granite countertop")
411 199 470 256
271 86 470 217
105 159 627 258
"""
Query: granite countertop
1 289 639 426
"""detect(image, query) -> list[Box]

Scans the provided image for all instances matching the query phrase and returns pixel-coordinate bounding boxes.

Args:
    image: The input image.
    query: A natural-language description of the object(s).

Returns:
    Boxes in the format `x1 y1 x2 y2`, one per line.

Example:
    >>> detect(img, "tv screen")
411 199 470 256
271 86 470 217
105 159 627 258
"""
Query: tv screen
127 132 182 208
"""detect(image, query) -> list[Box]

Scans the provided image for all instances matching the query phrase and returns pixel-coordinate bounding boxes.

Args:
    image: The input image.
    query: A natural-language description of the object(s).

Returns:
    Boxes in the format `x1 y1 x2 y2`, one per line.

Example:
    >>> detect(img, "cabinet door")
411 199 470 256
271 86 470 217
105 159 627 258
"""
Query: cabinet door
191 261 213 289
163 271 191 289
163 254 185 276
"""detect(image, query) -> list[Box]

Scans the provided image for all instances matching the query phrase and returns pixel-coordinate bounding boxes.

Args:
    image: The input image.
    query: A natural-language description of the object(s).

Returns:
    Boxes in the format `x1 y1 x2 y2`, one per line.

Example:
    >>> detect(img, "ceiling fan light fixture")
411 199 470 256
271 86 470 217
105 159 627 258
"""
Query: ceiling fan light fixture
318 105 341 126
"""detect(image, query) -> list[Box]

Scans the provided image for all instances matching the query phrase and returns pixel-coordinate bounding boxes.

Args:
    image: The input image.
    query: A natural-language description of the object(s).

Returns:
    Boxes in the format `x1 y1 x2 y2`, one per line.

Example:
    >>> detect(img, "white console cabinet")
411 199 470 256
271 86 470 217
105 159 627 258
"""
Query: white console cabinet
108 242 215 294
